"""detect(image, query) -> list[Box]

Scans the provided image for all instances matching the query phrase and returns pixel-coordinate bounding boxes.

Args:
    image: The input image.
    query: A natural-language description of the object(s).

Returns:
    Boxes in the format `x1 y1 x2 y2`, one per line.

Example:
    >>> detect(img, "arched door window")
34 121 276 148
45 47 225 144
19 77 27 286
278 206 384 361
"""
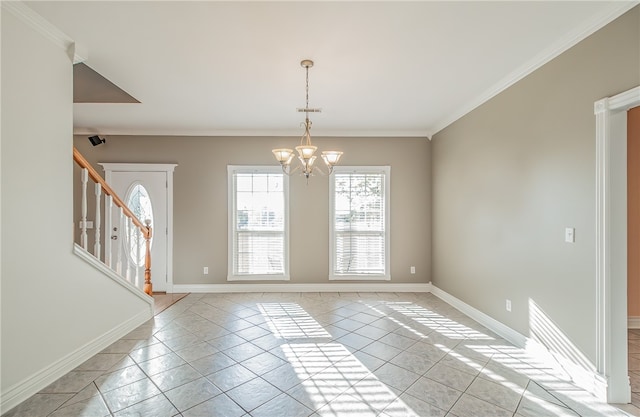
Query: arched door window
125 182 154 267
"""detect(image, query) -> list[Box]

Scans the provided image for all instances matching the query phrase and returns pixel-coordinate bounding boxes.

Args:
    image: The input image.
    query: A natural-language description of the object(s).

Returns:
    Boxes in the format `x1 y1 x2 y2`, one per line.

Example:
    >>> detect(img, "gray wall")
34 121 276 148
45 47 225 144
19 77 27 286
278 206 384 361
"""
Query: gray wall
74 135 431 286
431 7 639 365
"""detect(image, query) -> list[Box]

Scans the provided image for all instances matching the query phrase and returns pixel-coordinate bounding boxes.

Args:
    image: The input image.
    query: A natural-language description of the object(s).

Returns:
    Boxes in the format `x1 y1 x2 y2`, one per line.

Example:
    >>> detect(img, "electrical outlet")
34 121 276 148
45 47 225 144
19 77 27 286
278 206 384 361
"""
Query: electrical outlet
506 299 512 312
410 266 416 274
203 266 209 275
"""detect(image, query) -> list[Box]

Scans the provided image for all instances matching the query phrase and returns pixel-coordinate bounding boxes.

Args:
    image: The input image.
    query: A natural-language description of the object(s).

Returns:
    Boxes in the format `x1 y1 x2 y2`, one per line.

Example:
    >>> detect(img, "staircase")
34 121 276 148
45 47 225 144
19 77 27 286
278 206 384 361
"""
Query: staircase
73 147 154 296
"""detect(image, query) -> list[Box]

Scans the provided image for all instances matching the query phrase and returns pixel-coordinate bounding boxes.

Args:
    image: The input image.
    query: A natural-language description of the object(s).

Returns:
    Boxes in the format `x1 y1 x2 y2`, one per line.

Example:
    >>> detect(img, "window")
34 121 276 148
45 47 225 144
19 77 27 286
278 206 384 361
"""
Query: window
330 166 390 280
228 166 289 280
125 182 153 267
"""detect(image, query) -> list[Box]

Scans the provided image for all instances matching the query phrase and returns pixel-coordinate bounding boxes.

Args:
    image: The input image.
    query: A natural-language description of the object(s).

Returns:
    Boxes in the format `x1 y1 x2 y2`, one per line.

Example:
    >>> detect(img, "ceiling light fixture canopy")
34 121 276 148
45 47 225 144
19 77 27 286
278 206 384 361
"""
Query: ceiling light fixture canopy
272 59 342 180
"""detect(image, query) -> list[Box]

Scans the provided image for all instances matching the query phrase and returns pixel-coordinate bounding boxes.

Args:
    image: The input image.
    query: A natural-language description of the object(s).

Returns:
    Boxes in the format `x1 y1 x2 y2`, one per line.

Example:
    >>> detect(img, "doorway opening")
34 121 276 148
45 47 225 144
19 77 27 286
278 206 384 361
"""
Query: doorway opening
594 86 640 403
101 163 177 293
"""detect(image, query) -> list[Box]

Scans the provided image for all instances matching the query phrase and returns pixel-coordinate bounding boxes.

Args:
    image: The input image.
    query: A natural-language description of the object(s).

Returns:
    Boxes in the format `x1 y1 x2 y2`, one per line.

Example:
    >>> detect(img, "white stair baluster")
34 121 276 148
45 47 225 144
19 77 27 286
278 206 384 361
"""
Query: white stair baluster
105 195 113 268
94 183 102 258
127 216 135 285
117 207 124 276
80 168 88 250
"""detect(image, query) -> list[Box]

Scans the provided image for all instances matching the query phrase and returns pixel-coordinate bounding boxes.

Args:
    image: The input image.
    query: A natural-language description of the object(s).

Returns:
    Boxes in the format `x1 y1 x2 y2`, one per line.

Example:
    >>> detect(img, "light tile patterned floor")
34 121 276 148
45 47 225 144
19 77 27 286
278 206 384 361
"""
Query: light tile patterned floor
629 329 640 411
3 292 637 417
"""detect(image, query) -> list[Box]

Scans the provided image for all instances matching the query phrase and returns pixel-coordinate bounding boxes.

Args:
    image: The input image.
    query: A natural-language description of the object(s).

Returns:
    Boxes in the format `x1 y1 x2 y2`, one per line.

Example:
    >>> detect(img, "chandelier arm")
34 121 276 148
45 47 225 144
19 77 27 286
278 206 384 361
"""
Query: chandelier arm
299 120 307 146
312 164 329 177
300 118 312 146
281 164 301 177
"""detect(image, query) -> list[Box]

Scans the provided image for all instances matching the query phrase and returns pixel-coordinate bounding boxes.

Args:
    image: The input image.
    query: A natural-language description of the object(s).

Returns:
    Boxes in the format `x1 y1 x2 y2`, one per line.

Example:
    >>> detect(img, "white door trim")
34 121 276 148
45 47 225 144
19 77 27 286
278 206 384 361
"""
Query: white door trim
594 86 640 403
100 163 177 293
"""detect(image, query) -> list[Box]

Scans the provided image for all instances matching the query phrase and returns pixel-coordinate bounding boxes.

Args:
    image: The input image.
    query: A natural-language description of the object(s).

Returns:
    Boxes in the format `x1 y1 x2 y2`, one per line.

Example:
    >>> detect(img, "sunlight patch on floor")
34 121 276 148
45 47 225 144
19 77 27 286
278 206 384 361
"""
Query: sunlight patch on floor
258 302 331 339
283 343 420 416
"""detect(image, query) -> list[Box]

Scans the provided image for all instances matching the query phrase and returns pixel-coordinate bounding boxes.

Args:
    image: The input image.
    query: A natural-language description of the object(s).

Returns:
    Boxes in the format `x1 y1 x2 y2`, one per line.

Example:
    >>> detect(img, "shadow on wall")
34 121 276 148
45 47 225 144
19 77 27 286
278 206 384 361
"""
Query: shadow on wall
527 298 597 391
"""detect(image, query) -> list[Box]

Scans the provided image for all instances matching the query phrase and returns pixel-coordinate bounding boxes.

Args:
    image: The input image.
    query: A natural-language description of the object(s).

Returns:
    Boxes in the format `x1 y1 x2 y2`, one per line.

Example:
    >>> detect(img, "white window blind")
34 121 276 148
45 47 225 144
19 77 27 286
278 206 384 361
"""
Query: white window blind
330 167 390 280
228 167 289 280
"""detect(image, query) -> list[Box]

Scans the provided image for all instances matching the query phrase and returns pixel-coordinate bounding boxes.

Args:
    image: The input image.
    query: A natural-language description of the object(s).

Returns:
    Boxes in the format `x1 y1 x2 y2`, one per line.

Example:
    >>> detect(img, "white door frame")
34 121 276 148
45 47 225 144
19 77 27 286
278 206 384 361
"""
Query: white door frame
594 86 640 403
100 163 177 293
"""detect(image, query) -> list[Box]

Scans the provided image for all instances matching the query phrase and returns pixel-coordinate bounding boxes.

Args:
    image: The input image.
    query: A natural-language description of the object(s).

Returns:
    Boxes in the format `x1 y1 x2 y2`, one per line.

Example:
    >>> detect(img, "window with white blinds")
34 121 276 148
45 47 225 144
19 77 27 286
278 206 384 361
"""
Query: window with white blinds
228 166 289 281
330 166 390 280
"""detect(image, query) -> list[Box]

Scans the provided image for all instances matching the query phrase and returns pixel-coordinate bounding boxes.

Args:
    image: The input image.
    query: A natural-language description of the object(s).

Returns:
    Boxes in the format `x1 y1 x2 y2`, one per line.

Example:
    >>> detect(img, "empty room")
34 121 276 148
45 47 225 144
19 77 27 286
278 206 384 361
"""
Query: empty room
2 1 640 416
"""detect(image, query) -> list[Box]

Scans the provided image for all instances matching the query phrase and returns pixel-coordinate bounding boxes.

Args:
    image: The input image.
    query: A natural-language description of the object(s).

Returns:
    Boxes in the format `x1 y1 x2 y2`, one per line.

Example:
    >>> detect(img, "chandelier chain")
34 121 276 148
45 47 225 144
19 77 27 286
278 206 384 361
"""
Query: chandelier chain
302 64 311 146
305 65 310 112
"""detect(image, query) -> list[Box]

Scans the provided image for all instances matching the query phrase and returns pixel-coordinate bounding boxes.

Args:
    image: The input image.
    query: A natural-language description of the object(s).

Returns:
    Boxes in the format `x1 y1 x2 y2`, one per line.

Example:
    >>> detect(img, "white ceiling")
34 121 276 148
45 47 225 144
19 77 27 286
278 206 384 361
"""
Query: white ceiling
25 1 637 138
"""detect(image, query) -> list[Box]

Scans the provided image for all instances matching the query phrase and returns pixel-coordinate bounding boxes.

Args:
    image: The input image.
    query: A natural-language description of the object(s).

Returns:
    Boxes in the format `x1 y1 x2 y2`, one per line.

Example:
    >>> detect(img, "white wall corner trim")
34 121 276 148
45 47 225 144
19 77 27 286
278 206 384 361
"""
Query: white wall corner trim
172 282 432 294
430 285 608 402
73 244 154 308
594 85 640 403
0 309 151 414
1 1 87 63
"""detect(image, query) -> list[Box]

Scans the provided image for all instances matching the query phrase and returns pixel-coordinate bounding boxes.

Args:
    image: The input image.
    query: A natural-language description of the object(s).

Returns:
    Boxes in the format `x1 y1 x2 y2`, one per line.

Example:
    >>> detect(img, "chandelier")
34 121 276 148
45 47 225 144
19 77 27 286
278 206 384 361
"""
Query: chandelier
272 59 343 179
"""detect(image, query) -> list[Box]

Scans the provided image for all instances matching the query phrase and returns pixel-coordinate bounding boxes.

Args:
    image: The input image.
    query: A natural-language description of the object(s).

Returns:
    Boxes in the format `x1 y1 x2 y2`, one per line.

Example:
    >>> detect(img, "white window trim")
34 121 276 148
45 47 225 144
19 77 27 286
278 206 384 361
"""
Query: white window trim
329 166 391 281
227 165 290 281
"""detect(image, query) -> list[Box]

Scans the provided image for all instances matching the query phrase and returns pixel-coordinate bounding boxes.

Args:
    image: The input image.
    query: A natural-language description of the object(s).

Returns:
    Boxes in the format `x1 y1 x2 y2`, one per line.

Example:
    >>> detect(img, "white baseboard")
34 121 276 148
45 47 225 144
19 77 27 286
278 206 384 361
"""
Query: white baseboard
430 284 608 402
628 316 640 329
172 282 432 293
1 309 152 414
430 285 529 347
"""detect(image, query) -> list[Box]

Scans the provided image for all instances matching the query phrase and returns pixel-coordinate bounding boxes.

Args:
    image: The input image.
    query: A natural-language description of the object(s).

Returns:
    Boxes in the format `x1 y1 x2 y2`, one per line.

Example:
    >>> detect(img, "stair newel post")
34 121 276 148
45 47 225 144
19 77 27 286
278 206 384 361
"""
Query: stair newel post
80 168 88 249
94 183 102 258
143 219 153 295
128 216 135 285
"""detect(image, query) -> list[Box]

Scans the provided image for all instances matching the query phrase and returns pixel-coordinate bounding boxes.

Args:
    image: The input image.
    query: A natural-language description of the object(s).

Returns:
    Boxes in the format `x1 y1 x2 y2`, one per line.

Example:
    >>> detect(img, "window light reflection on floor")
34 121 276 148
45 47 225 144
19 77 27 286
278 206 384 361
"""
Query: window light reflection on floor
258 302 420 416
383 301 495 340
283 343 420 416
362 303 432 340
361 300 586 416
254 298 614 417
258 302 331 339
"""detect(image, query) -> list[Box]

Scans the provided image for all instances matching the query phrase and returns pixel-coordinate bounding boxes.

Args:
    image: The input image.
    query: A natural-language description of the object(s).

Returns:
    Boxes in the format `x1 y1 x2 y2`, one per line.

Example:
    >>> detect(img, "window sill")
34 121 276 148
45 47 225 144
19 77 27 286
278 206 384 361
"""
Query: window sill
227 274 290 281
329 274 390 281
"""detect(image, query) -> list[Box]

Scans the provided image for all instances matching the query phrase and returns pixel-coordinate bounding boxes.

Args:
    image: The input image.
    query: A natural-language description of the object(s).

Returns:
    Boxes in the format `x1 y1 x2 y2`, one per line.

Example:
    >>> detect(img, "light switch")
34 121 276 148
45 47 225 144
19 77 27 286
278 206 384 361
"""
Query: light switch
565 227 575 243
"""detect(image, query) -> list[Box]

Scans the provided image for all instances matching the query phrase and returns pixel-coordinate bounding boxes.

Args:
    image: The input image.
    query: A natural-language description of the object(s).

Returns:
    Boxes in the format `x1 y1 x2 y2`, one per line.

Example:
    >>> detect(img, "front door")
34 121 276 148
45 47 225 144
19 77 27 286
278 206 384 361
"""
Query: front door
101 163 176 293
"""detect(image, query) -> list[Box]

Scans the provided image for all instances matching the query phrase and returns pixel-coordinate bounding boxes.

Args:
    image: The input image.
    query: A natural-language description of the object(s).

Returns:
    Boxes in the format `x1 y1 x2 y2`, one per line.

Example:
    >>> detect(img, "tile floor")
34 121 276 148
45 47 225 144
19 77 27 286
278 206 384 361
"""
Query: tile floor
153 293 188 315
4 292 638 417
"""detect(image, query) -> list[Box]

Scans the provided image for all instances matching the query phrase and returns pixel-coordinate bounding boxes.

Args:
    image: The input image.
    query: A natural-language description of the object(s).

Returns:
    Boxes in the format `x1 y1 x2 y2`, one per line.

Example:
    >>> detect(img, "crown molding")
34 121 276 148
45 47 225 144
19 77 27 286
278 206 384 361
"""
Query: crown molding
72 126 432 139
2 1 87 64
431 1 638 136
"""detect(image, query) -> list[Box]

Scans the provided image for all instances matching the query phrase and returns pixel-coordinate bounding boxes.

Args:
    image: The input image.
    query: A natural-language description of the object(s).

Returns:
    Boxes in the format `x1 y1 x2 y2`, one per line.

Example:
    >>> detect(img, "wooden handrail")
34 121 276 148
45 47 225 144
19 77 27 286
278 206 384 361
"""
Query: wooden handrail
73 146 153 294
73 147 149 239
